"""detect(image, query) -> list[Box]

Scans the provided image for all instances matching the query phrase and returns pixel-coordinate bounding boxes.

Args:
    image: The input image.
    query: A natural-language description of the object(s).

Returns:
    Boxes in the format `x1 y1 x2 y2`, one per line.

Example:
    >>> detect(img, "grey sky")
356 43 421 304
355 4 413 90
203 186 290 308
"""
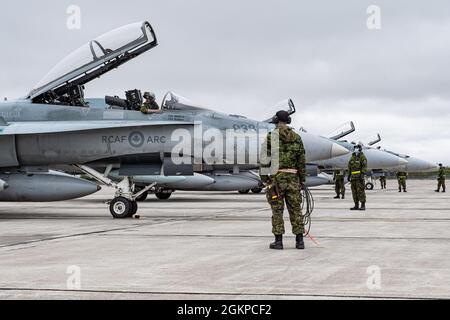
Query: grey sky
0 0 449 163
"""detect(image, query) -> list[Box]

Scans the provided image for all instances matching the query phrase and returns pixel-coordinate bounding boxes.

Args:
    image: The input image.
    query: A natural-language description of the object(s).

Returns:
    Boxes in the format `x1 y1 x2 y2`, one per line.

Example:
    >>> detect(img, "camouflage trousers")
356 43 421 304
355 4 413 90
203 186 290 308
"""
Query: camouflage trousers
350 176 366 203
335 177 345 197
266 173 304 236
437 179 446 191
380 178 387 189
398 178 407 191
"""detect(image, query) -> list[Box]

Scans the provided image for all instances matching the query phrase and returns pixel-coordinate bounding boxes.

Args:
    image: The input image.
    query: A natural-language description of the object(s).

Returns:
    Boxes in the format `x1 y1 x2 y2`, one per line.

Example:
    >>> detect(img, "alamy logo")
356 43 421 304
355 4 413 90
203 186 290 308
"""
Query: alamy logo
66 265 82 290
66 5 82 30
367 5 382 30
366 265 382 290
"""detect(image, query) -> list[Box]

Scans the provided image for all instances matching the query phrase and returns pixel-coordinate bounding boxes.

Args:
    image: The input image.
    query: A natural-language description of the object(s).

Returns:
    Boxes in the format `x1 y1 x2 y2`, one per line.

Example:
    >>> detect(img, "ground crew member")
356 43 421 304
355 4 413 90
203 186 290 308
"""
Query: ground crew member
379 174 387 189
260 110 306 250
333 169 346 199
348 145 367 211
140 92 160 114
436 163 446 193
396 171 408 192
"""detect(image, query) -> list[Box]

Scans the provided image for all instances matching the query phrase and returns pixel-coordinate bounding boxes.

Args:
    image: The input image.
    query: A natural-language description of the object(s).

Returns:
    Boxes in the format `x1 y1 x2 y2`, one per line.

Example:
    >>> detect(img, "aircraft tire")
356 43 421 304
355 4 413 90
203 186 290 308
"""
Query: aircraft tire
128 201 138 217
110 197 133 219
238 190 250 194
251 188 263 194
135 191 148 202
155 192 172 200
366 182 374 191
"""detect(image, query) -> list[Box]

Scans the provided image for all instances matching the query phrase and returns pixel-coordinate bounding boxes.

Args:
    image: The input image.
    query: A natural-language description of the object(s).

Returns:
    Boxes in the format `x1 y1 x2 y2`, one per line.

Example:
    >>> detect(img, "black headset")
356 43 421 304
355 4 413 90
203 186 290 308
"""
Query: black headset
271 113 292 125
353 145 363 153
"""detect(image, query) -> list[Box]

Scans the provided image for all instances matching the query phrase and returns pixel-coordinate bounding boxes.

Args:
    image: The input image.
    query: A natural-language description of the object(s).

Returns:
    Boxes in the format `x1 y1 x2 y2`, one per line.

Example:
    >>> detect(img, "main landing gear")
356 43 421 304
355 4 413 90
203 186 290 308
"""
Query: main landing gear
155 190 173 200
74 165 156 219
134 187 173 201
238 187 263 194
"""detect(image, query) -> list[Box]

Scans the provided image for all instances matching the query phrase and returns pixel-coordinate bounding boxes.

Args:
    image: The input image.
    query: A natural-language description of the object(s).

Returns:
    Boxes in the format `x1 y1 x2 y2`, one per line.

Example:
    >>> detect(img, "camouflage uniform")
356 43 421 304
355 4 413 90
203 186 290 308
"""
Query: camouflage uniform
333 169 346 199
260 123 306 236
396 172 408 192
348 152 368 205
140 100 160 114
437 166 446 192
379 175 387 189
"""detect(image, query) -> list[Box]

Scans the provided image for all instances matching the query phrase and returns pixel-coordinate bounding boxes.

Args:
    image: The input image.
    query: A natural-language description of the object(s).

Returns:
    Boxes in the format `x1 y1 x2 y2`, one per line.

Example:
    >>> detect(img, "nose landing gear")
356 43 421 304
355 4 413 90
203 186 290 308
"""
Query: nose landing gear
74 165 155 219
109 196 138 218
365 182 374 190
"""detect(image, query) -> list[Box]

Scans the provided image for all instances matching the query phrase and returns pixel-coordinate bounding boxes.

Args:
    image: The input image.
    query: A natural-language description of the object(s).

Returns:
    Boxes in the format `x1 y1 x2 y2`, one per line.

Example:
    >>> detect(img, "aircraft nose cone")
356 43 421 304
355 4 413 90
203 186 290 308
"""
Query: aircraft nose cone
331 143 350 158
366 149 406 169
429 163 439 170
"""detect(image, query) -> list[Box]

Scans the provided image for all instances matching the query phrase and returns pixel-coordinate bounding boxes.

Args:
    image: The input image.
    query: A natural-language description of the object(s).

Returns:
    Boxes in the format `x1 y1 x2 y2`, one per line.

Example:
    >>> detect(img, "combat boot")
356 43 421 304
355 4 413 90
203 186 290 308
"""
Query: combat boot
270 235 283 250
334 195 340 199
342 194 345 199
360 202 366 211
296 234 305 250
350 203 359 210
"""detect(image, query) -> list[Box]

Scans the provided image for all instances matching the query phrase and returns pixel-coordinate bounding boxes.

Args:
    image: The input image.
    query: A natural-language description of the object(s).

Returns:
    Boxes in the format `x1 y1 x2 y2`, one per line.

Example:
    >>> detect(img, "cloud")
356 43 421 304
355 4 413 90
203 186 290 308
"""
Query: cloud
0 0 449 163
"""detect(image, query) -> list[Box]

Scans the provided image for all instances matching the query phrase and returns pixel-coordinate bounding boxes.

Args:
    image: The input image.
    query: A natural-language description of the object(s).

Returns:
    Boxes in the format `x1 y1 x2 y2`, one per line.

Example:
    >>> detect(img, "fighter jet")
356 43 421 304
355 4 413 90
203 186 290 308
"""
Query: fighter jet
377 148 437 173
61 95 347 199
335 128 437 173
0 21 348 218
315 140 408 171
308 125 409 189
314 122 408 171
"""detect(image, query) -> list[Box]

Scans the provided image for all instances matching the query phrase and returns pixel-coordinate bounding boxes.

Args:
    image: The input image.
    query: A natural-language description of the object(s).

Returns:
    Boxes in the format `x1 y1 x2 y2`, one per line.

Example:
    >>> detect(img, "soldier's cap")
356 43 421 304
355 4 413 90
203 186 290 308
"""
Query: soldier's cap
439 163 443 166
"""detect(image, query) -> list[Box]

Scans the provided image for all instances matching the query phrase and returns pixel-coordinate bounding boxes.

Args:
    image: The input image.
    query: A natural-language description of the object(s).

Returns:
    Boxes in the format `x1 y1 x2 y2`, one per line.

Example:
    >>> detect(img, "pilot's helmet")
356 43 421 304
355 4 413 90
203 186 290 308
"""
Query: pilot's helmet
144 92 156 100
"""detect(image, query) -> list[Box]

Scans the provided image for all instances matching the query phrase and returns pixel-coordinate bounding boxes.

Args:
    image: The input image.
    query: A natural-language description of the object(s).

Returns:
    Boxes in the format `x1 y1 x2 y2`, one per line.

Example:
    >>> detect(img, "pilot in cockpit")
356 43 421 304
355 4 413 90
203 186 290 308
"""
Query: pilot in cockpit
140 92 160 114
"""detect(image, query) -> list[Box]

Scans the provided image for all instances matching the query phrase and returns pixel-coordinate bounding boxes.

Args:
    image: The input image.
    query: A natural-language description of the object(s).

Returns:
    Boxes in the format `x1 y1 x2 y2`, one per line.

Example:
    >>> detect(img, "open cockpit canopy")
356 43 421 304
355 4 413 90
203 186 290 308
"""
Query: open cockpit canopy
28 21 157 105
161 92 210 111
260 98 296 123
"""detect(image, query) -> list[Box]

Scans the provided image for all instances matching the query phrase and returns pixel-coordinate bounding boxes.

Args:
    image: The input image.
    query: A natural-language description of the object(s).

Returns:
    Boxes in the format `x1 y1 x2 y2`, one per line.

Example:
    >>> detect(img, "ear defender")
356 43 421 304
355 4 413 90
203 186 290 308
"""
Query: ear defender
271 111 291 124
272 116 279 124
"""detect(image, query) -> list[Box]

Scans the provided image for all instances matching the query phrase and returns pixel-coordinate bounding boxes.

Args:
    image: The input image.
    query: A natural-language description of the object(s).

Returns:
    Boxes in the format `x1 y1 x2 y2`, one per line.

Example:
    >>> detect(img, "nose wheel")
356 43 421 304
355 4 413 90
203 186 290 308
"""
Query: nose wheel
73 165 156 219
130 201 138 216
365 182 374 190
109 197 138 218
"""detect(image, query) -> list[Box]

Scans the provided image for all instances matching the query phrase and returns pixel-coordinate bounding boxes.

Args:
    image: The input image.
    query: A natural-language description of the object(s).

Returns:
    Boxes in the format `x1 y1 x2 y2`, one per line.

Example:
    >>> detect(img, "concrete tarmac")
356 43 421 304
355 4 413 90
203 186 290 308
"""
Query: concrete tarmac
0 179 448 300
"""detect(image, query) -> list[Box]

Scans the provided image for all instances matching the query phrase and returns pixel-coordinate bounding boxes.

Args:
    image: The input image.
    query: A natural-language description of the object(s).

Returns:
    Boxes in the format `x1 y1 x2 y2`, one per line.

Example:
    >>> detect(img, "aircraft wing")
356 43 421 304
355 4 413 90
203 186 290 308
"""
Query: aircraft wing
0 120 193 135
